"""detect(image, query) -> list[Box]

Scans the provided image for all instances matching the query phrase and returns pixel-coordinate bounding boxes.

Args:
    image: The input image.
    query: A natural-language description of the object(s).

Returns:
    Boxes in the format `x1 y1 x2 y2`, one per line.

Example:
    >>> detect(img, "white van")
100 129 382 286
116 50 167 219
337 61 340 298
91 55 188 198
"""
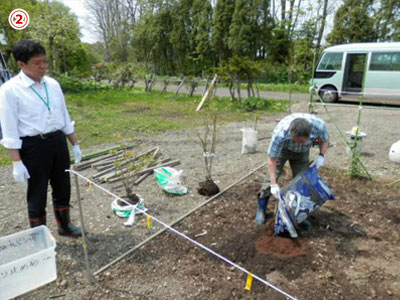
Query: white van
312 42 400 104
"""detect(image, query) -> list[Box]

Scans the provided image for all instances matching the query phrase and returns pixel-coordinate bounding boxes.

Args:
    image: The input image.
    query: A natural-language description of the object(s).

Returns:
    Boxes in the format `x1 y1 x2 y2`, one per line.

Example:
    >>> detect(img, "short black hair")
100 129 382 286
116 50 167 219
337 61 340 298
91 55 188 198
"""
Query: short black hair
289 118 311 138
12 40 46 63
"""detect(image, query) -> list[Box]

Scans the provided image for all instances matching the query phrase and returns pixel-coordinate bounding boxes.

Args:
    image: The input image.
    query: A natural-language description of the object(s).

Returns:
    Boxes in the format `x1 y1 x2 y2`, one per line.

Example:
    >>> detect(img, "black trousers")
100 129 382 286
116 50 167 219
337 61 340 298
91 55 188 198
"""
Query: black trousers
20 132 71 219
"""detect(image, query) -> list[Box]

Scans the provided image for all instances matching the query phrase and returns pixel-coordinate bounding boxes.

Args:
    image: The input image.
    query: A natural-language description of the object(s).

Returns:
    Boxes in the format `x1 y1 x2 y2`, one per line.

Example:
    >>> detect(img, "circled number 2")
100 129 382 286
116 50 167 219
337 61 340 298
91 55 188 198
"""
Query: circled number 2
15 14 23 24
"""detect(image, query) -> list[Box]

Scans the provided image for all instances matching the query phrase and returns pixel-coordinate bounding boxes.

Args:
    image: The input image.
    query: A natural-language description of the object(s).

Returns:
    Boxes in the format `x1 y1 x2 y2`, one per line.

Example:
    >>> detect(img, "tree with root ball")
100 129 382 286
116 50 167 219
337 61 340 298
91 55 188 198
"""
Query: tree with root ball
197 113 220 196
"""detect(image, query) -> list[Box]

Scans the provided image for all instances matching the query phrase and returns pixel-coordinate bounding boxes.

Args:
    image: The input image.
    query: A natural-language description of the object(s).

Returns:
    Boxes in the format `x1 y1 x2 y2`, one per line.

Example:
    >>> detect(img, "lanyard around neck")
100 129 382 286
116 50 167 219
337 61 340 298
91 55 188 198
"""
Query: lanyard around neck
30 82 51 111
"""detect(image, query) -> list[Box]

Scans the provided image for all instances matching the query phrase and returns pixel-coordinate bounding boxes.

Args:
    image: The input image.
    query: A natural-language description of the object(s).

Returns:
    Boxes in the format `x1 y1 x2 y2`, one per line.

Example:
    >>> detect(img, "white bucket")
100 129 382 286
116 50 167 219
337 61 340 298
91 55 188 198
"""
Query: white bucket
0 226 57 300
345 131 367 155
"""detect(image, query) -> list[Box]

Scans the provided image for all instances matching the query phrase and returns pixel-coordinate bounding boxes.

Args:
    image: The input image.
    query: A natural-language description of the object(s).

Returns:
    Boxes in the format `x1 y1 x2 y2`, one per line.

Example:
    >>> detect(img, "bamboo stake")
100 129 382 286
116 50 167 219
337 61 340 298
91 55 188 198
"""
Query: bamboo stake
92 147 159 179
73 170 95 285
133 156 169 185
112 157 171 189
91 153 125 168
105 160 180 183
196 74 218 112
74 152 120 171
387 178 400 186
74 144 135 163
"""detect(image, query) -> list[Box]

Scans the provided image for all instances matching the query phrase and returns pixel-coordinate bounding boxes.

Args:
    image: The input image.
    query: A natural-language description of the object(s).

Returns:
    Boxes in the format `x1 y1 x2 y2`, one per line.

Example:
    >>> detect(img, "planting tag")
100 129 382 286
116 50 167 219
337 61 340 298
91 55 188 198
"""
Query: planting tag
147 215 152 229
245 273 253 291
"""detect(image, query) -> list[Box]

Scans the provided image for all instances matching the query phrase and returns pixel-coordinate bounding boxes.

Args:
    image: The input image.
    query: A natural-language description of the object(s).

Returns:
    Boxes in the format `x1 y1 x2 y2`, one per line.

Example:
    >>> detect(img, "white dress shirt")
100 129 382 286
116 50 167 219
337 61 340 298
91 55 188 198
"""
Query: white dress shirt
0 71 74 149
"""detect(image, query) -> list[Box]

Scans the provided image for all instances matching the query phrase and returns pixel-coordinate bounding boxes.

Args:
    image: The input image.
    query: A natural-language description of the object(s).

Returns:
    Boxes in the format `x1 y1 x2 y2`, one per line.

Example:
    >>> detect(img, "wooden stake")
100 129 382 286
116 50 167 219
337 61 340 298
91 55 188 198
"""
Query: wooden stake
196 74 218 112
105 160 180 183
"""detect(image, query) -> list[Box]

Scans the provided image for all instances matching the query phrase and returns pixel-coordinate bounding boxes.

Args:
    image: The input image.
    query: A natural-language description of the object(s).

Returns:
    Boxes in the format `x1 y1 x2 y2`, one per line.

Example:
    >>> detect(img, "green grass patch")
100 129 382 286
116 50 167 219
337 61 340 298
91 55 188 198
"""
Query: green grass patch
0 87 288 165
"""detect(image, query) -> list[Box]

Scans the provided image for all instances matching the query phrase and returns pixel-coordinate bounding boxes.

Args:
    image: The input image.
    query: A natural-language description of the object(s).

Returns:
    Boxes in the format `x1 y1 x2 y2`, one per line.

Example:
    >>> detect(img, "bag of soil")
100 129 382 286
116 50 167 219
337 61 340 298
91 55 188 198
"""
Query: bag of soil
240 128 258 154
274 165 334 238
154 167 188 195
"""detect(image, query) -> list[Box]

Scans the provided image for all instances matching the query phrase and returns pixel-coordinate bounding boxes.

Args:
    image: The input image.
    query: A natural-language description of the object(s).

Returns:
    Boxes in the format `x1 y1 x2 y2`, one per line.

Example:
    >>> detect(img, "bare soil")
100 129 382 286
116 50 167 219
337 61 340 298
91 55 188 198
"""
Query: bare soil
1 101 399 300
74 168 400 300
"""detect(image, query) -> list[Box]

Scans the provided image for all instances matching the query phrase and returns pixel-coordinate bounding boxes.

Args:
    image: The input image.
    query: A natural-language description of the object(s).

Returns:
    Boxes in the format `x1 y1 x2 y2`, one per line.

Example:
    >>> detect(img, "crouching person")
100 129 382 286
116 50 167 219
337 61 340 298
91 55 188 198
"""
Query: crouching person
0 40 82 236
256 113 330 225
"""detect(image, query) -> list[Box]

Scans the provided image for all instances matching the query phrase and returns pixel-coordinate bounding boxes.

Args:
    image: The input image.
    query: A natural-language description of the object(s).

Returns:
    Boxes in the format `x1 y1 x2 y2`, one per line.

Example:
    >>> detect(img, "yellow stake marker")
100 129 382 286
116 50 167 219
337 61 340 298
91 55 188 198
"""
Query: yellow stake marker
88 181 92 191
245 273 253 291
147 215 152 229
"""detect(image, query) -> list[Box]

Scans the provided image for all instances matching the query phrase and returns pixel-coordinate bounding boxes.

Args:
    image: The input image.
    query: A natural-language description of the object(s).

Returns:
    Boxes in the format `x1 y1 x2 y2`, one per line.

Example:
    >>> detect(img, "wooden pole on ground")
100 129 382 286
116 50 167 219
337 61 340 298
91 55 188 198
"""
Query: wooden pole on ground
73 169 95 285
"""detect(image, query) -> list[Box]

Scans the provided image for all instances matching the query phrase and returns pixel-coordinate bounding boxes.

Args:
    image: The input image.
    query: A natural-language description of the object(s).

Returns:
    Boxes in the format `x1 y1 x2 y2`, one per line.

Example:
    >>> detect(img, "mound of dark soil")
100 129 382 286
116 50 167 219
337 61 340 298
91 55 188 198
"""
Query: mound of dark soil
117 193 140 206
197 179 220 196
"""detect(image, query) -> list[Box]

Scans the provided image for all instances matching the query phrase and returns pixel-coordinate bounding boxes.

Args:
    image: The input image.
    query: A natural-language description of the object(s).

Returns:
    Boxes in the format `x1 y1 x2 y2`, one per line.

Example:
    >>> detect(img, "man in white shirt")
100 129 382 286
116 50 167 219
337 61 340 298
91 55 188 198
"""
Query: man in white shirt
0 40 82 237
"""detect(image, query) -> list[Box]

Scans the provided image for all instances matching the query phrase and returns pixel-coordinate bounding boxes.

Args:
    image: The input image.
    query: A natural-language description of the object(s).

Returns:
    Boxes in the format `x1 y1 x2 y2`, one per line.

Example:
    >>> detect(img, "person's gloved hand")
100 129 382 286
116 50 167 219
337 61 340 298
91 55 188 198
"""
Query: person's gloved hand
72 144 82 163
270 184 280 198
12 161 30 185
315 154 325 169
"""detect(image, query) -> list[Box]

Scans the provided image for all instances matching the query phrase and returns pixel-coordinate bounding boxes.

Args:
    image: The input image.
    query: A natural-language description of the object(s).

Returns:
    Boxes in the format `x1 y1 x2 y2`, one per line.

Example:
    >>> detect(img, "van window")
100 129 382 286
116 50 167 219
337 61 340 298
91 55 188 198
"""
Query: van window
369 52 400 71
317 52 343 71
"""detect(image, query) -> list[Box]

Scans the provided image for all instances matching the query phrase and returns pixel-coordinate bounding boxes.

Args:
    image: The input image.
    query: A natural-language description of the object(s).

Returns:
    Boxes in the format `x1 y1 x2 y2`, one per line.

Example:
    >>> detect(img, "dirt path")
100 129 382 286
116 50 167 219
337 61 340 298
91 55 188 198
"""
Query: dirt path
1 101 399 299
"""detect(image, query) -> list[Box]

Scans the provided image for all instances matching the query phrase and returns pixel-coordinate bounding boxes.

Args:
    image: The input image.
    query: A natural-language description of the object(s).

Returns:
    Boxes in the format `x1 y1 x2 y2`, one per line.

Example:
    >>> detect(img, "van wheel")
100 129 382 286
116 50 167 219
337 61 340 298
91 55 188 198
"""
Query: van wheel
319 86 338 103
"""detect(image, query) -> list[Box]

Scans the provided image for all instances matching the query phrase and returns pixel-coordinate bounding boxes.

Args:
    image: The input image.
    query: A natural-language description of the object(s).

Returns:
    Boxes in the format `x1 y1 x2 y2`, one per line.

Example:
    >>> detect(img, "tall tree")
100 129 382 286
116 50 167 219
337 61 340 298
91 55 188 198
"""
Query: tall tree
0 0 88 75
192 0 213 74
212 0 235 64
315 0 329 54
169 0 193 74
374 0 400 41
228 0 254 57
86 0 131 62
326 0 376 45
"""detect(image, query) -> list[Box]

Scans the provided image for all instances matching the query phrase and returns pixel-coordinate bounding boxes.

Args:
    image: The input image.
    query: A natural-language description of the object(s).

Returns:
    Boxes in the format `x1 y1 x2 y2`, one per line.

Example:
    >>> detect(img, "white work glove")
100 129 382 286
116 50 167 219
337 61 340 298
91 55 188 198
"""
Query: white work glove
72 144 82 163
270 184 281 198
315 154 325 169
71 120 75 132
12 161 30 186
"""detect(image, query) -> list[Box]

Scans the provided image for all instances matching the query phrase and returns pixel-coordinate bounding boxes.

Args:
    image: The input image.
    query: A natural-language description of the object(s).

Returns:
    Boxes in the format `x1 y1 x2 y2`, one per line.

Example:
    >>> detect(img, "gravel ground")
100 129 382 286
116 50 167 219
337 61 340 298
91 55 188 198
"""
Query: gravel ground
1 101 399 299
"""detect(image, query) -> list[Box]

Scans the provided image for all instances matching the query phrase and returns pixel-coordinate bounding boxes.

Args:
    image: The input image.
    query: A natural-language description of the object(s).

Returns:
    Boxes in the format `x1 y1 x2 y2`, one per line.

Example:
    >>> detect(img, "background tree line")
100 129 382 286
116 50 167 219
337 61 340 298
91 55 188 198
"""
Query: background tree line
1 0 400 84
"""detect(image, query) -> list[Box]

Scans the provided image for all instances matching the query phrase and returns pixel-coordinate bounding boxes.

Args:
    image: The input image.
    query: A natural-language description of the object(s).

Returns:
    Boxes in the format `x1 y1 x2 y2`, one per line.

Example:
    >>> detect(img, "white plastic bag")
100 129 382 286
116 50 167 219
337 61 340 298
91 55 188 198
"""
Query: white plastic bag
240 128 258 154
389 140 400 164
111 196 145 218
154 167 188 195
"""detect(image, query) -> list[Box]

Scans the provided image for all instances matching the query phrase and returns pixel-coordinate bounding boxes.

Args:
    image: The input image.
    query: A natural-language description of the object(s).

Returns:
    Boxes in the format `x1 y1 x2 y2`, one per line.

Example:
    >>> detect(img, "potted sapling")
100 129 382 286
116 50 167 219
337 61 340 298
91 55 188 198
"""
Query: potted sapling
111 147 154 218
197 113 220 196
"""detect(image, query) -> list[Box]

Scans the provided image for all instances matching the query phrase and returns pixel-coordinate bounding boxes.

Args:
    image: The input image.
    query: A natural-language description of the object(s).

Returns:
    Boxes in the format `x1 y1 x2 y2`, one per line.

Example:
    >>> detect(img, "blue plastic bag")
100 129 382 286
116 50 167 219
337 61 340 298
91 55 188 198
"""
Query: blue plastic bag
274 165 335 238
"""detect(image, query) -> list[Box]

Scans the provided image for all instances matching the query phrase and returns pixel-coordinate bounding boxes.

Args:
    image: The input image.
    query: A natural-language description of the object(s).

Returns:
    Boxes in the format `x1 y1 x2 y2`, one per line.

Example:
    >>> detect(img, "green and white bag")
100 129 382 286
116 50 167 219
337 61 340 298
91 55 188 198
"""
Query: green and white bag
111 196 148 227
111 197 147 218
154 167 188 195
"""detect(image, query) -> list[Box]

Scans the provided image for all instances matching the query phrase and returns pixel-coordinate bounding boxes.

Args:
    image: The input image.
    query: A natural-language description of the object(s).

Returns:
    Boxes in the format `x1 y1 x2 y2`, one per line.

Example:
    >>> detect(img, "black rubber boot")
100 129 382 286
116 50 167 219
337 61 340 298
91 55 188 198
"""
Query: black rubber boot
54 207 82 237
29 215 46 228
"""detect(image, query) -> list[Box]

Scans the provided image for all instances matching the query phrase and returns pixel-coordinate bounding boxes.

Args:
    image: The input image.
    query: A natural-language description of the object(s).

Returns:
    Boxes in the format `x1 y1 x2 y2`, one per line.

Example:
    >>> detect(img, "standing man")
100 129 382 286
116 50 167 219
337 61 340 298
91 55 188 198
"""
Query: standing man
0 40 82 237
256 113 330 224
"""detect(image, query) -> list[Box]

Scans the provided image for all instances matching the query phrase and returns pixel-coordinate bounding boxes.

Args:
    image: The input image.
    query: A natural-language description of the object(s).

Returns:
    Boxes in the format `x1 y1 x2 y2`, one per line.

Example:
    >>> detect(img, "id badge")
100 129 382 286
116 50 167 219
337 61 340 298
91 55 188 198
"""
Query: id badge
46 113 58 125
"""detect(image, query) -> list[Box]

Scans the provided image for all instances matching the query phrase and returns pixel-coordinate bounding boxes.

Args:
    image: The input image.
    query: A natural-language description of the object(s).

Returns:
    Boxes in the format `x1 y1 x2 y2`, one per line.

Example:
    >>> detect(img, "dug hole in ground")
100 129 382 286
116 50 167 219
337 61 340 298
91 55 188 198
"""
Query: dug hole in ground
1 102 399 299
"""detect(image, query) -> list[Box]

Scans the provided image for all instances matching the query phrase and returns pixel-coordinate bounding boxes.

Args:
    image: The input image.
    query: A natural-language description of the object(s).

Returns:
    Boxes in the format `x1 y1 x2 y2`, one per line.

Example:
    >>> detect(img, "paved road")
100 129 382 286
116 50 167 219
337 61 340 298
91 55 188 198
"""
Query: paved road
135 80 309 102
